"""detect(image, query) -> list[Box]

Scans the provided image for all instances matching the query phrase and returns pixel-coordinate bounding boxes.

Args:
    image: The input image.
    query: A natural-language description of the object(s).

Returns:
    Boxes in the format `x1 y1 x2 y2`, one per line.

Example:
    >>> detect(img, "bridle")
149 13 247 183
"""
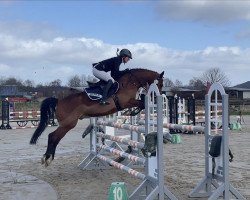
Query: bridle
127 70 162 92
127 70 148 91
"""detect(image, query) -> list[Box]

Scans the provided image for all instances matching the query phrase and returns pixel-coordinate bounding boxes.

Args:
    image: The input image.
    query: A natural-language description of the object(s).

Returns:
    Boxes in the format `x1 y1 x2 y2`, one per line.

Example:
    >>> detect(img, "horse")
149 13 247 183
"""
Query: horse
30 68 164 167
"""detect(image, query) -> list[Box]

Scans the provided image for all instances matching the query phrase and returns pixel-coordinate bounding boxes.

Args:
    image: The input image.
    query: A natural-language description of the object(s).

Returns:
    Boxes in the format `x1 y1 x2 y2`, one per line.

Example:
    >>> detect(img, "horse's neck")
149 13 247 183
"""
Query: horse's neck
118 72 152 93
118 71 155 89
131 71 155 86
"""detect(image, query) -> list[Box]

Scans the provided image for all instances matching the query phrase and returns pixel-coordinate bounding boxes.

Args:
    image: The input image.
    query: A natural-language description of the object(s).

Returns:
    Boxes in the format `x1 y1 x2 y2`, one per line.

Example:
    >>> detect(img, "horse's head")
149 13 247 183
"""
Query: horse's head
155 71 164 94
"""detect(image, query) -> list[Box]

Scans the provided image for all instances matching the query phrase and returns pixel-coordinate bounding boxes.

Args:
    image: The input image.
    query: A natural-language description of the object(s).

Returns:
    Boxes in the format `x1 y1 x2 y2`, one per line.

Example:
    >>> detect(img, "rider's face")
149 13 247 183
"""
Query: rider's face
123 56 130 63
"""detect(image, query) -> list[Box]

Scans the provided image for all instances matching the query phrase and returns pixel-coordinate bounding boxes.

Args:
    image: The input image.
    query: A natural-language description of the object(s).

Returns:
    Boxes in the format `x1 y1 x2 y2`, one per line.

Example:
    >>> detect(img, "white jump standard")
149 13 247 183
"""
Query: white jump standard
189 83 246 200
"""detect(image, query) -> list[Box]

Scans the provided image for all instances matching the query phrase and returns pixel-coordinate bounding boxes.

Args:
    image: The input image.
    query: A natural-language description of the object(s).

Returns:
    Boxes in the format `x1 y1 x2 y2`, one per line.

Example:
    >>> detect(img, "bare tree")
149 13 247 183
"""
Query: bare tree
163 78 183 87
174 79 183 87
189 77 206 89
3 77 23 86
200 67 230 87
49 79 62 87
68 75 81 87
80 75 87 86
163 78 174 87
23 79 35 87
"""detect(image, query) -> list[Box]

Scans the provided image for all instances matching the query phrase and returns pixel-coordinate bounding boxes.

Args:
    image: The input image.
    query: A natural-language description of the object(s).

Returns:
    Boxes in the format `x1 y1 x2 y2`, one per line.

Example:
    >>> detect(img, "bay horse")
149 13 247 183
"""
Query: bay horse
30 68 164 167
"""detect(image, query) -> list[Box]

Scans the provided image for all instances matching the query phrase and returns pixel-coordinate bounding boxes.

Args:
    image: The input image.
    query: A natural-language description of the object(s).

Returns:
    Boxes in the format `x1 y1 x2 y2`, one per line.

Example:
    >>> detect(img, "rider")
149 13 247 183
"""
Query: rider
92 48 132 105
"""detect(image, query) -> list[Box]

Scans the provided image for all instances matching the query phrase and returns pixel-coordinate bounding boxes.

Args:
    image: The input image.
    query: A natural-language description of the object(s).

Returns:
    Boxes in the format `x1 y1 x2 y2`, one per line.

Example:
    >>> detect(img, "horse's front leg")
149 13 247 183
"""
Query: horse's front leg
127 98 145 109
41 130 62 167
124 98 145 116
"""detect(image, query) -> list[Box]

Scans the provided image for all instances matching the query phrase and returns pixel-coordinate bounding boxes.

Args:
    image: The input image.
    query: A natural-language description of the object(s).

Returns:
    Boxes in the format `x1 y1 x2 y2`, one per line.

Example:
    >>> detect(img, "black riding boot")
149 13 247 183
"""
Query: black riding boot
100 80 113 105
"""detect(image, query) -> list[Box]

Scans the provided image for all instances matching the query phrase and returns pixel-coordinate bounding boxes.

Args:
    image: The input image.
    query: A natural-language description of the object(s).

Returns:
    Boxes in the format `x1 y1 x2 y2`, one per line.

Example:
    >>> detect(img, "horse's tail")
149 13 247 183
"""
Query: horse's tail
30 97 58 144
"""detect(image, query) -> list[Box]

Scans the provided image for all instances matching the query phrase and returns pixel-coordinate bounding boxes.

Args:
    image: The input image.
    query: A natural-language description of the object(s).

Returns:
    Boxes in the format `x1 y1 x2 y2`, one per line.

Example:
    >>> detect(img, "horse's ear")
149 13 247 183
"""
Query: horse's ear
160 71 164 78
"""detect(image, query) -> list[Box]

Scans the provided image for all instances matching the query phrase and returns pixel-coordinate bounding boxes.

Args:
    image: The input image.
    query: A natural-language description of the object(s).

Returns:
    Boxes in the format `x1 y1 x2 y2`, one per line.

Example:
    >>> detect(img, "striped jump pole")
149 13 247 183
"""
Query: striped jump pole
163 122 205 133
96 132 144 149
138 120 205 133
195 110 222 115
97 120 145 133
97 154 146 180
96 144 145 165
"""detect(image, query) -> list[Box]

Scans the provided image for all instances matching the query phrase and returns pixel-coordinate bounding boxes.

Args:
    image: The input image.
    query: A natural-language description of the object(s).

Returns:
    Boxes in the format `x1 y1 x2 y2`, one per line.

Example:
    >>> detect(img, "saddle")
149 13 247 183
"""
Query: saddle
85 80 119 100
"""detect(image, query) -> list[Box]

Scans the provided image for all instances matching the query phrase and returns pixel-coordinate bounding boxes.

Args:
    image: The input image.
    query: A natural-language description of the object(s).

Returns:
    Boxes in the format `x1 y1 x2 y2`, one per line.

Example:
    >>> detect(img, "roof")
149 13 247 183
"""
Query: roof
228 87 250 92
233 81 250 89
162 86 200 92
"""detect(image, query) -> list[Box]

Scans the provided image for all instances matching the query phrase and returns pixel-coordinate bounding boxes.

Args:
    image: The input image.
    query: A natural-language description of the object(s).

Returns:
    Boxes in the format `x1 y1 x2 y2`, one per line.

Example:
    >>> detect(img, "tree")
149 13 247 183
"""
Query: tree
163 78 174 87
174 79 183 87
49 79 62 87
200 67 230 87
23 79 35 87
68 75 81 87
3 77 23 86
189 77 206 89
79 75 90 87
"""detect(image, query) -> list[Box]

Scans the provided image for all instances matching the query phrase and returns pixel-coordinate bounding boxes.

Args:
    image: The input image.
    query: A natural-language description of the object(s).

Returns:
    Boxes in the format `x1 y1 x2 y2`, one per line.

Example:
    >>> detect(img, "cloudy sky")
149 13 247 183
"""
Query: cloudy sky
0 0 250 86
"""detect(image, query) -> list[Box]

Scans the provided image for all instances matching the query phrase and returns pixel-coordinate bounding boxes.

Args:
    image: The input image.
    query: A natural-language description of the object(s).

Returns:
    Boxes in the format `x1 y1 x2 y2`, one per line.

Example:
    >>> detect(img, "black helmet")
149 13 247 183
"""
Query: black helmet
119 49 132 59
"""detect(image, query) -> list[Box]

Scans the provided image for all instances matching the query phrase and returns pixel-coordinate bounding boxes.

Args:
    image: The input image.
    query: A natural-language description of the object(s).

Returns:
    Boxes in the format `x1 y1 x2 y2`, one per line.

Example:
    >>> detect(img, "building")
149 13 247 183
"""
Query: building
228 81 250 100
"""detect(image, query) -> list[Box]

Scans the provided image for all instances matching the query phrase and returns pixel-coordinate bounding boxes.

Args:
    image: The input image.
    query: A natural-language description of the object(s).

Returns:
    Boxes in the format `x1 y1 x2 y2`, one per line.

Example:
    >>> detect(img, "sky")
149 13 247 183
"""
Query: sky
0 0 250 86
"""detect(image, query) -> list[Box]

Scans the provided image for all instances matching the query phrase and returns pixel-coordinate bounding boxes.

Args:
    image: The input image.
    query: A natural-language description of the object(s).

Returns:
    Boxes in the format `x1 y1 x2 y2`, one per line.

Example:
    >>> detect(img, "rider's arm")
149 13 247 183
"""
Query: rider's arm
93 62 105 70
110 57 122 78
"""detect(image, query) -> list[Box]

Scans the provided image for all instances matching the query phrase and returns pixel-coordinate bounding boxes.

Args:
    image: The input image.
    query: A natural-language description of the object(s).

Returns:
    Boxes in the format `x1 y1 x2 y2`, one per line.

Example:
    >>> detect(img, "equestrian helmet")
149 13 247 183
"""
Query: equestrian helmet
119 49 132 59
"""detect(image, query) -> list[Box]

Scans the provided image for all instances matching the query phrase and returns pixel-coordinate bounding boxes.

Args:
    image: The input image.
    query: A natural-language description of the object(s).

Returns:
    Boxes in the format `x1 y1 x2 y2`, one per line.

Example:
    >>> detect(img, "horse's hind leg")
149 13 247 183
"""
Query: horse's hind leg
41 126 72 167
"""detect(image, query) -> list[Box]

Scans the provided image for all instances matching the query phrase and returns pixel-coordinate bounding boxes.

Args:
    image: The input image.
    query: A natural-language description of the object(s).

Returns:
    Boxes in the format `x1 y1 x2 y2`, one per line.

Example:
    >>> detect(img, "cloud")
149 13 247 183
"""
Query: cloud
0 29 121 84
155 1 250 24
0 26 249 86
130 43 250 86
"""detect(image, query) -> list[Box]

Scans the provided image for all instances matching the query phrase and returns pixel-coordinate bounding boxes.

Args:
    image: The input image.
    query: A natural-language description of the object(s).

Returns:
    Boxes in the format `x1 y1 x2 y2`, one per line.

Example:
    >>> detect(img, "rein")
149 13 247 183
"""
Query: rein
127 70 148 91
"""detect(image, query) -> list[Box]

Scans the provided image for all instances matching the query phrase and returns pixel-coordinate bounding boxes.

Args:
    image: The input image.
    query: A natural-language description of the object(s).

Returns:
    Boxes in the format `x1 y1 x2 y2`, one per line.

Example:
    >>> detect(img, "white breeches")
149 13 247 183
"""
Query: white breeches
92 67 115 83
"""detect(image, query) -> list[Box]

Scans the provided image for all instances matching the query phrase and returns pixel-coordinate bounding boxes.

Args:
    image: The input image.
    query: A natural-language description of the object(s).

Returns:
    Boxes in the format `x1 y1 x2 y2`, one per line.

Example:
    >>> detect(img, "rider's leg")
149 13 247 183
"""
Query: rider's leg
92 68 115 105
92 68 114 82
100 79 113 105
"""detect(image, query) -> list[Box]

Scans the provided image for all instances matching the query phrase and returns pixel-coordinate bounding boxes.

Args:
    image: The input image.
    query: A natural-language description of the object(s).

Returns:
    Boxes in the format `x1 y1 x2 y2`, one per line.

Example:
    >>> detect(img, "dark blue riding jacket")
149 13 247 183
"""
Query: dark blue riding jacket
93 56 122 77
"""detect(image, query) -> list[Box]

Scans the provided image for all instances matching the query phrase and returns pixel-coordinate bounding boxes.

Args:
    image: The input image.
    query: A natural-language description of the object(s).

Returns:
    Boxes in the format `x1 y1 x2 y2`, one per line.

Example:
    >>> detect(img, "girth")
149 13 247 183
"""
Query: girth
112 95 122 111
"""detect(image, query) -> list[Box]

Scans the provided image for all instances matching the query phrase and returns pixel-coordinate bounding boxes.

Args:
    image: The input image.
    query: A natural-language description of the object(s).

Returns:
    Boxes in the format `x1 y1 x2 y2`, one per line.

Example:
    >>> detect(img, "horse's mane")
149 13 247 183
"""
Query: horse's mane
130 68 158 74
114 68 159 79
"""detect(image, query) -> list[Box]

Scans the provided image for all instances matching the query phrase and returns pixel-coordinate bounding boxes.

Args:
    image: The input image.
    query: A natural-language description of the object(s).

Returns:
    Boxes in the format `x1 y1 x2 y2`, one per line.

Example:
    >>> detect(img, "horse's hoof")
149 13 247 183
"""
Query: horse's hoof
41 156 46 165
45 161 49 167
45 157 53 167
41 155 52 167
